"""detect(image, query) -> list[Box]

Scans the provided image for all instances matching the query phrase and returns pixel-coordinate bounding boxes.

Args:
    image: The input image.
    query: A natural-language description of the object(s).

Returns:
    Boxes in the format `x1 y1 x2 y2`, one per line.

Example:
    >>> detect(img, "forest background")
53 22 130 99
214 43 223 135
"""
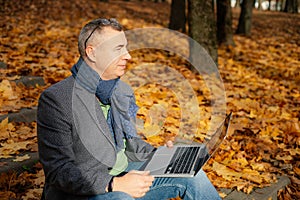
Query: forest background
0 0 299 199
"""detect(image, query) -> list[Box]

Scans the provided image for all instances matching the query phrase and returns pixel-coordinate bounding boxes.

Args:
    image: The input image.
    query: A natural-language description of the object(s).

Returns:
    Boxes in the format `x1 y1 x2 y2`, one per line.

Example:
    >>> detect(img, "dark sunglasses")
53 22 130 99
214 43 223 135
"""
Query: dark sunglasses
84 18 119 50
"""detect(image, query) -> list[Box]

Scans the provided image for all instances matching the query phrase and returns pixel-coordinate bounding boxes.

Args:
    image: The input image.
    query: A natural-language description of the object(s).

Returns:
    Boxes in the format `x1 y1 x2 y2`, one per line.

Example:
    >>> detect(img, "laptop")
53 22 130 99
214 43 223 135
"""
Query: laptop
140 112 232 177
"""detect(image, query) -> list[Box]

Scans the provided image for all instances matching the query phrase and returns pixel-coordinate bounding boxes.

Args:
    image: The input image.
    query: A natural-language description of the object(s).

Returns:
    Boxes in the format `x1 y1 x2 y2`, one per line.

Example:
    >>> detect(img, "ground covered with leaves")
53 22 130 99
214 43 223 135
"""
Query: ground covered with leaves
0 0 299 199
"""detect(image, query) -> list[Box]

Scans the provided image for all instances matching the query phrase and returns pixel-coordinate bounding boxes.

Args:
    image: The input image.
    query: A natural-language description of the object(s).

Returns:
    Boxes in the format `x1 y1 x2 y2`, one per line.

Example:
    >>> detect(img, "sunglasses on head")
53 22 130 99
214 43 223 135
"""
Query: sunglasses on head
84 18 119 50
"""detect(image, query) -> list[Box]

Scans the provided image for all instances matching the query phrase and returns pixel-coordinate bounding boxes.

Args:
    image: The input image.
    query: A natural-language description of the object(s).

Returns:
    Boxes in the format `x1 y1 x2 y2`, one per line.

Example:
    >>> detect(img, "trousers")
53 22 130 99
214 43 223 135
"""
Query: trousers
89 162 221 200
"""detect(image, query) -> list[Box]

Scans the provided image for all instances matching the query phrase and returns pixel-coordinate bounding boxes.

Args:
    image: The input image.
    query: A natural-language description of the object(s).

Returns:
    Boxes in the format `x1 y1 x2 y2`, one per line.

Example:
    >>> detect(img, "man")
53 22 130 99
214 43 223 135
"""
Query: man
37 18 221 200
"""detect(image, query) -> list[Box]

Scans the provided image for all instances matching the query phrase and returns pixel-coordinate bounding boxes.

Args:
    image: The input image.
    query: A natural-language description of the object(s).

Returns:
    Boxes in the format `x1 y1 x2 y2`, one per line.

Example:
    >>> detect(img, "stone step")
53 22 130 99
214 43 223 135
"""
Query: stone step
14 76 45 87
0 152 39 175
0 107 37 123
222 176 290 200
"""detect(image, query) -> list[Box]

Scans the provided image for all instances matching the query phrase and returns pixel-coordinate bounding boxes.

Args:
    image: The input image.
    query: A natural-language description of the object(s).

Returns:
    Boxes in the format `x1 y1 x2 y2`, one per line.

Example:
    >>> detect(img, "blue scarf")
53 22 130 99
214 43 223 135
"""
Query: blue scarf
71 57 119 105
71 57 139 150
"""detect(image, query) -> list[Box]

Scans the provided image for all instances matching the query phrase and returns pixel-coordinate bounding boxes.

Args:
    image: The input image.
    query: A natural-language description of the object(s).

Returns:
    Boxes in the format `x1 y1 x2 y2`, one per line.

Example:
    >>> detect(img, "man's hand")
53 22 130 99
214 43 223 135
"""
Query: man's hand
165 140 174 148
112 170 154 198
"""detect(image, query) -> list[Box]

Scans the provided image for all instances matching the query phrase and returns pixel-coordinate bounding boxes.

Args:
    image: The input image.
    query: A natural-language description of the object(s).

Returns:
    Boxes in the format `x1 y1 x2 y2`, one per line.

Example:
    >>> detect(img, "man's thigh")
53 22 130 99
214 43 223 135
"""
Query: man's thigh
88 191 134 200
138 169 221 200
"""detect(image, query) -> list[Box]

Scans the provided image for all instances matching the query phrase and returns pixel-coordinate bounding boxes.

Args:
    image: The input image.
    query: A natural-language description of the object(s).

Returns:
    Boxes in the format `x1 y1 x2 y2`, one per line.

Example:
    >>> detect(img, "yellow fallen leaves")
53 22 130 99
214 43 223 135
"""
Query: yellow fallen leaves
0 191 16 199
0 119 37 159
250 162 271 172
21 188 43 200
13 154 31 162
284 148 300 157
275 154 293 162
294 167 300 177
0 79 46 114
142 124 162 138
0 164 44 200
217 18 300 196
241 169 263 184
127 35 300 195
213 162 243 179
0 141 33 159
210 161 276 193
0 118 14 140
125 62 220 146
0 0 299 199
0 80 18 100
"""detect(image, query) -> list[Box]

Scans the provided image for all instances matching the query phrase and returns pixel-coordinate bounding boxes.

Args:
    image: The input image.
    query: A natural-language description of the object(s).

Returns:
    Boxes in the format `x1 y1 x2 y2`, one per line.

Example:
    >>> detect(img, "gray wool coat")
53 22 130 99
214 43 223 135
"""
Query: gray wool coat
37 76 155 200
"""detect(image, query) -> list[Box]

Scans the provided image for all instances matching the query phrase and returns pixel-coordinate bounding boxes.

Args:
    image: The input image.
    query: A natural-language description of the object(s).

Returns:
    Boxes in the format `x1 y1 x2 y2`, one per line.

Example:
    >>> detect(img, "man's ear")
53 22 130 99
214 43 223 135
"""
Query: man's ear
85 46 96 62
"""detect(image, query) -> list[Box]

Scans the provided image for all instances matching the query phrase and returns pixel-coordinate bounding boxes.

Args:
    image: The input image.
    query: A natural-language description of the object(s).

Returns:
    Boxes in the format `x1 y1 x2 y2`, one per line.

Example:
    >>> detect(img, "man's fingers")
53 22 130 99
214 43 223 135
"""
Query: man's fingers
165 140 174 148
129 170 150 175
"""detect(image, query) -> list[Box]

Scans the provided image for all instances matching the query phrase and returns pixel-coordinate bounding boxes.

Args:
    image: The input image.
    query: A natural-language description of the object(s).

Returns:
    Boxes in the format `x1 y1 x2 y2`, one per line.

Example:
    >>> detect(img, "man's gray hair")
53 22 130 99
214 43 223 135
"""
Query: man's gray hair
78 18 123 57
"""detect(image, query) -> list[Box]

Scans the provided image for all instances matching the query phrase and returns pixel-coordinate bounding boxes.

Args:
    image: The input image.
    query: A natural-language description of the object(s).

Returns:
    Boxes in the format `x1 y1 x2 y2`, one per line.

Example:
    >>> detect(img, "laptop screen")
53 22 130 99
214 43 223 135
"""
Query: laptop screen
205 112 232 156
194 112 232 171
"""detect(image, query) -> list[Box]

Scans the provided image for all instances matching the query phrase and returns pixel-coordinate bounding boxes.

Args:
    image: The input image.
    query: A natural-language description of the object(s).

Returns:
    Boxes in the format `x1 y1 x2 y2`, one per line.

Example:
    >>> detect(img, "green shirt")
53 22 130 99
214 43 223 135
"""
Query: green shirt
99 102 128 176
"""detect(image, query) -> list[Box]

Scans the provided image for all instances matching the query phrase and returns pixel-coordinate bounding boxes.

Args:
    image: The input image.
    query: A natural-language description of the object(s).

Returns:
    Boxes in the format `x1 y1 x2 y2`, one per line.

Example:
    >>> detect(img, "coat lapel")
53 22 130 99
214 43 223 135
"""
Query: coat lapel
72 82 116 166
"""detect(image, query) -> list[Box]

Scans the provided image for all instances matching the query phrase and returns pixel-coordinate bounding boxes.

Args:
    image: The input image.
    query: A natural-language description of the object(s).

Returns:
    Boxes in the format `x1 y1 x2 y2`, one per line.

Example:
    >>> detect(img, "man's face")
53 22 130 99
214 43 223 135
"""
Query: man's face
90 27 131 80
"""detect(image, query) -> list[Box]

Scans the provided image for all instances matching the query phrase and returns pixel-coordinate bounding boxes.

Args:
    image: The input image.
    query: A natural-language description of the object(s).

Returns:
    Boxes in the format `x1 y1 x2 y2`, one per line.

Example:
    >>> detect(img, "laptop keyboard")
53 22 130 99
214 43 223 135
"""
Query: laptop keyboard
165 146 201 174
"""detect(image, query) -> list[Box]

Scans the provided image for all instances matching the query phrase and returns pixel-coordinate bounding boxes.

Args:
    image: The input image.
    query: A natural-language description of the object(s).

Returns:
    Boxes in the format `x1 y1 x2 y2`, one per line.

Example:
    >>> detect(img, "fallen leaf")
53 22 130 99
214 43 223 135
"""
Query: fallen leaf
13 154 31 162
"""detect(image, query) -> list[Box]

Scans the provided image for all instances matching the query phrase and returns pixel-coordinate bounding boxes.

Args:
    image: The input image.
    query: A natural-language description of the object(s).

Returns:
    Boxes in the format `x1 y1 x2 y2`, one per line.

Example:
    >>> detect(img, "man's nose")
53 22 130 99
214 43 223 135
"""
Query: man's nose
123 50 131 60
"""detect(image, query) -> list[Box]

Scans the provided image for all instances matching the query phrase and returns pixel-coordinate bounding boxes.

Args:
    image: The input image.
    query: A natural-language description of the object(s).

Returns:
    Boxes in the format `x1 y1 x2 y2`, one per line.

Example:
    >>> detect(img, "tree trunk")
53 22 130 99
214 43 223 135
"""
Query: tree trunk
280 0 286 11
236 0 254 36
187 0 218 66
168 0 186 32
217 0 235 46
284 0 298 13
276 0 280 10
257 0 263 10
235 0 241 7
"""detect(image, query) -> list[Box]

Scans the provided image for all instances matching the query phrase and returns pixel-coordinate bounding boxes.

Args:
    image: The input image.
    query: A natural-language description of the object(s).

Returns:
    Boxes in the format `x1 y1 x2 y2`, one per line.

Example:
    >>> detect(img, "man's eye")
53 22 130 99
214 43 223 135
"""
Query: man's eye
115 46 123 51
